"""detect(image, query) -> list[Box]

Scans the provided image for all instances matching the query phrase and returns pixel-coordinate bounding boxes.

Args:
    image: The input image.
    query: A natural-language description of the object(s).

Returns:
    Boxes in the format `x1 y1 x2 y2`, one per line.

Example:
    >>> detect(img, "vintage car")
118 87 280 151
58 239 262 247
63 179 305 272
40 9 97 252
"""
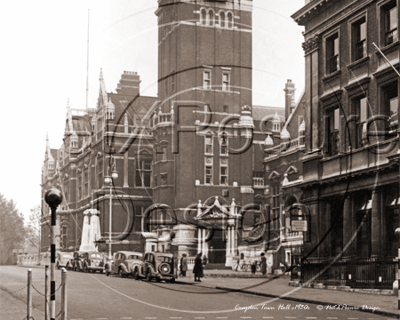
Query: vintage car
133 252 176 283
71 251 104 272
71 251 86 271
82 252 105 273
105 251 143 277
56 252 73 269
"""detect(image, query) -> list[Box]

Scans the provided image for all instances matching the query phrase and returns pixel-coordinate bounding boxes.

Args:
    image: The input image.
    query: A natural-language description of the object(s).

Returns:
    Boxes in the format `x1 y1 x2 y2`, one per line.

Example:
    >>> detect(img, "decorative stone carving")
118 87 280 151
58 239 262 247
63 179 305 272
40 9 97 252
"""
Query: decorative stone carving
302 35 321 55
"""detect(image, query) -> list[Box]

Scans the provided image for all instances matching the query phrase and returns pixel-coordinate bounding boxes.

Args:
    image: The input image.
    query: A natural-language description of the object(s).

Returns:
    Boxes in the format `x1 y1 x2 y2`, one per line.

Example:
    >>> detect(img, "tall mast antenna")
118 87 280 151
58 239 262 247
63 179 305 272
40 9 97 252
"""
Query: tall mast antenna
86 9 90 110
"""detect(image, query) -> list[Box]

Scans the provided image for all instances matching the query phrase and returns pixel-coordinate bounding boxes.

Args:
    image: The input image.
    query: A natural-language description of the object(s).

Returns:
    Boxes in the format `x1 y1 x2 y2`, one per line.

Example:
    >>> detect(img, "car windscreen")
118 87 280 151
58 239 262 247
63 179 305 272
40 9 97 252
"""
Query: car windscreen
90 254 102 259
157 256 172 263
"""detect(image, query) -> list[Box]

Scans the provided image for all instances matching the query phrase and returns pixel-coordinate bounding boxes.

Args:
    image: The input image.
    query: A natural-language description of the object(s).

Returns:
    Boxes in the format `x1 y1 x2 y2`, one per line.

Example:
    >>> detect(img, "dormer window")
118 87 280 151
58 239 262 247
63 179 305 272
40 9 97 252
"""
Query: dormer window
273 122 280 132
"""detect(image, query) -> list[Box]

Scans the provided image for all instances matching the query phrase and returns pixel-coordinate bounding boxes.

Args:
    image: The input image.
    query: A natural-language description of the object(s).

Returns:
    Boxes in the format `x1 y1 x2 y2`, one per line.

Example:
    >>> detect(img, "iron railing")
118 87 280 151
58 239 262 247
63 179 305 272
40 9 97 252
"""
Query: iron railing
297 259 397 289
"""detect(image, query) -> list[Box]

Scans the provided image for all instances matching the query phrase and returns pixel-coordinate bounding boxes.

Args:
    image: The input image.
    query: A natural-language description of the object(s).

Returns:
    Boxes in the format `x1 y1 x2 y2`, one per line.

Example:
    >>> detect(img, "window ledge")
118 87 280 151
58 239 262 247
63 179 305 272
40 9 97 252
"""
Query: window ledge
347 56 369 71
375 40 400 56
322 69 341 83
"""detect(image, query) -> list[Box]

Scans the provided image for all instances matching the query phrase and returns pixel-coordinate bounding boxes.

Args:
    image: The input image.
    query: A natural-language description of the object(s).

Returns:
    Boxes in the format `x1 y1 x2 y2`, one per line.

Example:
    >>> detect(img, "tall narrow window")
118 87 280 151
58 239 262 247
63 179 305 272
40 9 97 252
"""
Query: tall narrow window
203 70 211 89
223 105 228 113
220 132 228 155
326 33 339 74
222 72 230 91
227 12 233 28
353 17 366 61
271 185 280 230
136 158 152 187
220 159 228 185
205 165 212 185
208 10 214 26
382 81 398 135
205 133 213 154
326 107 340 155
78 173 82 200
84 170 88 197
382 1 398 46
171 74 175 93
220 12 225 27
201 9 207 25
353 97 368 148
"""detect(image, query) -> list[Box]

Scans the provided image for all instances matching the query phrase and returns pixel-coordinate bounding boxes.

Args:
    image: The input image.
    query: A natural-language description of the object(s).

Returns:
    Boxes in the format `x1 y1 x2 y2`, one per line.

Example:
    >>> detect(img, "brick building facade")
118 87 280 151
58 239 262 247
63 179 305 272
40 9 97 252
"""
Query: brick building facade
41 0 305 272
292 0 400 288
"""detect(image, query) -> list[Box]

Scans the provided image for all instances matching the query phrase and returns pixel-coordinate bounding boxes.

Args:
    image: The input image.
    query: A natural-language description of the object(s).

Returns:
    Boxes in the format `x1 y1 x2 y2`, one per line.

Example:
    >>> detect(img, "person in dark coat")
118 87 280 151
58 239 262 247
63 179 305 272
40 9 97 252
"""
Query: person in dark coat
181 253 188 277
260 252 267 276
193 253 203 282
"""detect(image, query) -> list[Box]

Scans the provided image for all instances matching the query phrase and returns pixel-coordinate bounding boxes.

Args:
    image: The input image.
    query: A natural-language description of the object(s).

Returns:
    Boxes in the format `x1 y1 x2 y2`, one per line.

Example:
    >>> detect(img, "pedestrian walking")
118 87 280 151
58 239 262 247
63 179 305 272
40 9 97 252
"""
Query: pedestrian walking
193 252 203 282
181 253 187 277
260 252 267 276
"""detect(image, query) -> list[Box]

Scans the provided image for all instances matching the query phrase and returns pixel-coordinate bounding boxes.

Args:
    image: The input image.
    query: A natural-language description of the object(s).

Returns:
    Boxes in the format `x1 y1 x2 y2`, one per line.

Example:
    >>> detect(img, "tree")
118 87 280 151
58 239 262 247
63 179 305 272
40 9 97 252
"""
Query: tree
0 193 26 264
25 205 41 254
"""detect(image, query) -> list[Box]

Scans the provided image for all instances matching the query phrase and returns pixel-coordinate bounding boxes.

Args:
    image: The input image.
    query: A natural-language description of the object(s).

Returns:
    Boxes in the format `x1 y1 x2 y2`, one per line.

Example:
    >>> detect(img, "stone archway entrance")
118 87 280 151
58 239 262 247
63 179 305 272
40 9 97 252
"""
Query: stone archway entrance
194 196 241 267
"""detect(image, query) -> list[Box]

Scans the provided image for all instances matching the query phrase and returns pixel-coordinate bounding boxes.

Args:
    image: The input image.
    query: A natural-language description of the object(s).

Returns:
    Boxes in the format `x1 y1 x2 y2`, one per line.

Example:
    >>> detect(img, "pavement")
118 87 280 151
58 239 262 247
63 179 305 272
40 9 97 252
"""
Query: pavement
176 269 400 319
2 267 399 319
0 287 45 320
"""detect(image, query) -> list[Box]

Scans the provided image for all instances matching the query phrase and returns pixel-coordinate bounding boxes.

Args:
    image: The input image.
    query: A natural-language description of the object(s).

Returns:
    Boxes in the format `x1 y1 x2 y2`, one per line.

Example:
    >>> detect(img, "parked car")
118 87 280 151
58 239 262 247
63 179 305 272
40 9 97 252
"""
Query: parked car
82 252 105 273
71 251 86 271
105 251 143 277
134 252 176 283
56 252 73 269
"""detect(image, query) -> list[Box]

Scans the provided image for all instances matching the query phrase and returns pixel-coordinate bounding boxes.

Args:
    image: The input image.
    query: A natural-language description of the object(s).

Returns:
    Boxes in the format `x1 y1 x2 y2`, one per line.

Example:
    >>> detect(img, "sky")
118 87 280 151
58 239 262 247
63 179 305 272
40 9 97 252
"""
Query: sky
0 0 305 222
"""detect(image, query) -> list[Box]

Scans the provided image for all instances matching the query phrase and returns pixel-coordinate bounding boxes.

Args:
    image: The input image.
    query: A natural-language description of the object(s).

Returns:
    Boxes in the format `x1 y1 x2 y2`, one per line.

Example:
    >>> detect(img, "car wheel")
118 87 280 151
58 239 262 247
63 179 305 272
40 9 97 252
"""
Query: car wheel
156 278 161 282
169 278 175 284
118 268 124 278
84 265 88 273
133 268 139 280
146 270 152 282
106 269 110 276
241 264 248 272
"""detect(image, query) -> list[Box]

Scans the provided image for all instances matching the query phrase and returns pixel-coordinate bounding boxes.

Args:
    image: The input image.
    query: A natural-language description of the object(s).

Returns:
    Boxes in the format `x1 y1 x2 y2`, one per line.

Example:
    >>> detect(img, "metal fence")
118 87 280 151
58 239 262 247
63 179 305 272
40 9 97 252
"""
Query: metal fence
296 259 397 289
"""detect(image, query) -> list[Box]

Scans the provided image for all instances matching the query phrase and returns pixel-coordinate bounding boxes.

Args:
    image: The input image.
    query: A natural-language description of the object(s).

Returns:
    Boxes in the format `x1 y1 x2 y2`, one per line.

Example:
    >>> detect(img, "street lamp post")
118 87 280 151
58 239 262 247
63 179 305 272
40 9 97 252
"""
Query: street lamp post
44 188 63 320
395 227 400 310
104 157 118 260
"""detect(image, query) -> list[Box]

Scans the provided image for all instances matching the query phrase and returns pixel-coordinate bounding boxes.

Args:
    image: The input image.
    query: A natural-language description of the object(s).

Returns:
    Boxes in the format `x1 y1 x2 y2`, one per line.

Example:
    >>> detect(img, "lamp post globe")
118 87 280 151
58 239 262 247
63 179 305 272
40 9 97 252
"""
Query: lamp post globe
44 188 63 208
395 228 400 241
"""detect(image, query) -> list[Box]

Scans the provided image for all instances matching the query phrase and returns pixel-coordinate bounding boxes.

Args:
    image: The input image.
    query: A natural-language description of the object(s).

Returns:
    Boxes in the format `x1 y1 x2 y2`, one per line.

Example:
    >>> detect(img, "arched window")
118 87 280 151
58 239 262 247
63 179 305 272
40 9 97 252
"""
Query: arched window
201 9 207 25
219 12 225 28
227 12 233 28
208 10 214 26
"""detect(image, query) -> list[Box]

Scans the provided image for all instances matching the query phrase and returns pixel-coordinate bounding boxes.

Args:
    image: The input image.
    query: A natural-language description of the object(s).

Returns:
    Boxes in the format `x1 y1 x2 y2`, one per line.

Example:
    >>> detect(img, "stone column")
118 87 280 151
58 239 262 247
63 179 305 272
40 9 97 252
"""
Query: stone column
343 195 354 259
197 228 202 253
202 229 206 255
371 190 382 259
226 227 231 255
231 226 235 255
123 151 129 188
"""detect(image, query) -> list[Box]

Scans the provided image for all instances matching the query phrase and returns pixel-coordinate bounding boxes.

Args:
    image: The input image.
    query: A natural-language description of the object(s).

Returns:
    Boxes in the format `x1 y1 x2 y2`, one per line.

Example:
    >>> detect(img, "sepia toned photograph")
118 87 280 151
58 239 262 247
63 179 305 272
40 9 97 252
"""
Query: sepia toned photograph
0 0 399 319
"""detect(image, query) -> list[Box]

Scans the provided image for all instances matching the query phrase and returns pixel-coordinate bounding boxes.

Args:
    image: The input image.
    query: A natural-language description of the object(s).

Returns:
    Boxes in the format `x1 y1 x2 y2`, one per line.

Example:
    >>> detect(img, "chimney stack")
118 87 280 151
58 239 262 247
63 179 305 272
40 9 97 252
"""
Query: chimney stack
116 71 141 96
284 79 296 121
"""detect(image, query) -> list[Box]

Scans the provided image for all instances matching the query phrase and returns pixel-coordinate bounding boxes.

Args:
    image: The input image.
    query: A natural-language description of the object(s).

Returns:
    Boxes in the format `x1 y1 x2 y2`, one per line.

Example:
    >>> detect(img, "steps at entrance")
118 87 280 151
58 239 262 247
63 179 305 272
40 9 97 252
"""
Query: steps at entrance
204 263 230 270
